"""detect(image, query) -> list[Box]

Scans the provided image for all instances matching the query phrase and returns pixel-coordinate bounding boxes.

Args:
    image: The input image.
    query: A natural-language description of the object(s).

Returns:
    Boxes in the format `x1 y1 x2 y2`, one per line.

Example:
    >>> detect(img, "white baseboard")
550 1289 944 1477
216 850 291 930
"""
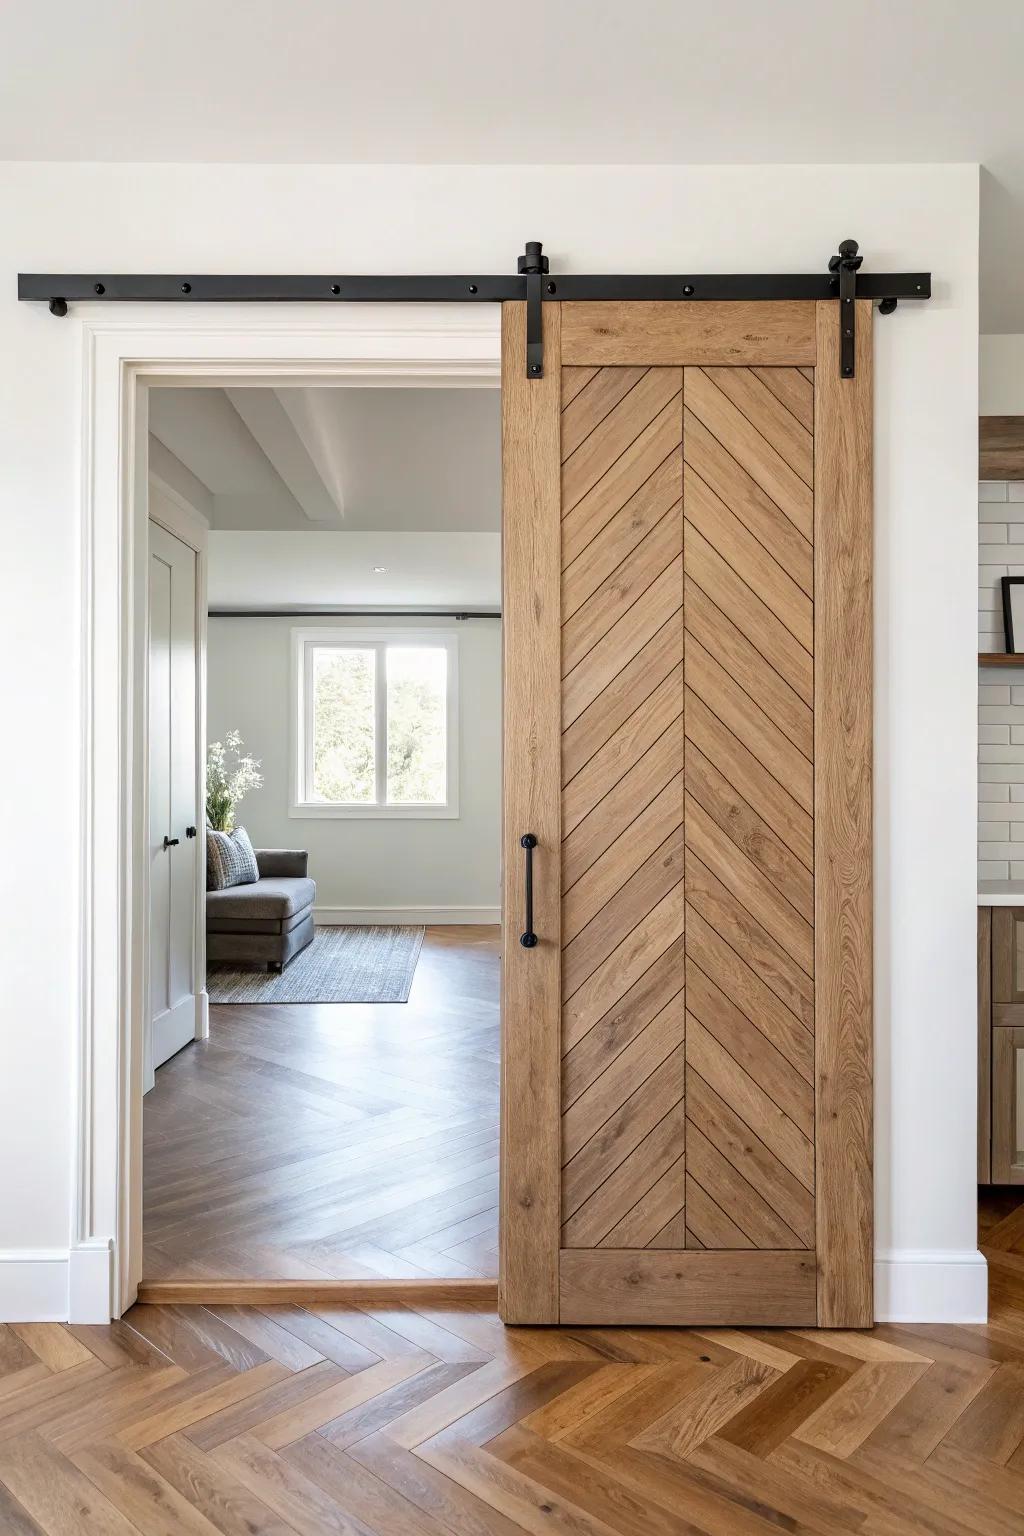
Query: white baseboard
68 1240 113 1324
0 1250 70 1322
315 905 501 926
874 1248 989 1323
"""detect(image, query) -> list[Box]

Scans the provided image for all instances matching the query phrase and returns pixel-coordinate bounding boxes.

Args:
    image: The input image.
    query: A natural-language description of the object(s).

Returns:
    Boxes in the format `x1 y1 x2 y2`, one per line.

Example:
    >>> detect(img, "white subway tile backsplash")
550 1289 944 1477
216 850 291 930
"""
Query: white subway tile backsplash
982 801 1024 820
979 842 1018 860
980 707 1020 724
981 502 1016 520
979 484 1024 879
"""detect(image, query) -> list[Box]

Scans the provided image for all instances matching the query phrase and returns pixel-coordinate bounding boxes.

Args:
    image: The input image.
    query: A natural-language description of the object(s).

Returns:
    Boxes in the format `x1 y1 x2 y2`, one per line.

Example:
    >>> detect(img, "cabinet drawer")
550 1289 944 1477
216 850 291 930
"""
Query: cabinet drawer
993 1026 1024 1184
993 908 1024 1004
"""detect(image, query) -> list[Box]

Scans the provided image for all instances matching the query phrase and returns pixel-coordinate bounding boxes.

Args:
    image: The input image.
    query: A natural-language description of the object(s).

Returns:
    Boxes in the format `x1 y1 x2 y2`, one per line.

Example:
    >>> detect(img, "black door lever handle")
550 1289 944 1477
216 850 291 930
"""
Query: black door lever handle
520 833 538 948
163 836 180 849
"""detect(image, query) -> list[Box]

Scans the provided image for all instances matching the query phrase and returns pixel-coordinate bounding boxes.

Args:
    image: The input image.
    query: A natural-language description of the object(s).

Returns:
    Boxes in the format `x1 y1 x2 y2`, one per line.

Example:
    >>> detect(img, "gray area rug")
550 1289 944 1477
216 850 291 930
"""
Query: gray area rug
207 924 425 1004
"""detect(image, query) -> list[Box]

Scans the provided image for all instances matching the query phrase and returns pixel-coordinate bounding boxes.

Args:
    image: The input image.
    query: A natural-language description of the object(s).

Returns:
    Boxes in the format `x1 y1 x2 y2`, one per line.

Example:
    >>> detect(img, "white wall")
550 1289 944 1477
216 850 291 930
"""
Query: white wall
207 613 501 919
0 161 980 1321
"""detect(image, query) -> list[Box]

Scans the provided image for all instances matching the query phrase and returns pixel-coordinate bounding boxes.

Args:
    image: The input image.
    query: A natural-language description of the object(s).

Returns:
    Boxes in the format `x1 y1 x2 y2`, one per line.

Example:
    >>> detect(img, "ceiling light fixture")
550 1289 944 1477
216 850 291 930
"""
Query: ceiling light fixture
372 566 387 573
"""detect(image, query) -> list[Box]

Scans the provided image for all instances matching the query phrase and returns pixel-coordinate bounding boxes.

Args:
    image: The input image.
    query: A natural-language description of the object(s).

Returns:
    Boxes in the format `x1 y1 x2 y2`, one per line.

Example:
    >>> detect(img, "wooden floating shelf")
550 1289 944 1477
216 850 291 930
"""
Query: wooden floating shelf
979 654 1024 667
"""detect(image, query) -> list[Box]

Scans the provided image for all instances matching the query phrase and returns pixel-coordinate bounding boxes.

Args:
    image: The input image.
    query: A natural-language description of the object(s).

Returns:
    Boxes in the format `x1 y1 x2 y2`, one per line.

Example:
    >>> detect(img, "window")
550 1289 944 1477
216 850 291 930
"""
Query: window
291 629 459 817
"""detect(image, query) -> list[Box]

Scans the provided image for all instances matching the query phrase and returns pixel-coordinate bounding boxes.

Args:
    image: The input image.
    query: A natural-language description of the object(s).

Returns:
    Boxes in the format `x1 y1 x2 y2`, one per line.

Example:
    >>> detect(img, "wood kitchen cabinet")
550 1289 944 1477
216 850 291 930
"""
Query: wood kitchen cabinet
980 906 1024 1184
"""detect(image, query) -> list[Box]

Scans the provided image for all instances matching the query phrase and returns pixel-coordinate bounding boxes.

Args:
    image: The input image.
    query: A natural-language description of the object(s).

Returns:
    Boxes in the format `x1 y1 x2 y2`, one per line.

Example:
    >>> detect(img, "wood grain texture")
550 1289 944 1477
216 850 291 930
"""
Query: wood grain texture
138 1280 498 1305
981 416 1024 480
992 907 1024 1003
143 927 500 1286
559 362 685 1261
5 1201 1024 1536
993 1027 1024 1184
980 906 993 1185
561 302 817 366
813 299 873 1327
500 300 563 1323
682 365 820 1263
559 1250 816 1324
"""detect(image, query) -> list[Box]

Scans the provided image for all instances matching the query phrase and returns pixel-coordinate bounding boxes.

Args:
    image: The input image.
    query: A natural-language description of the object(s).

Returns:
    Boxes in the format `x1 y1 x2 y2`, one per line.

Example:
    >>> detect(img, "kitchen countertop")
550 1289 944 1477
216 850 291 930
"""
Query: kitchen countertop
979 880 1024 906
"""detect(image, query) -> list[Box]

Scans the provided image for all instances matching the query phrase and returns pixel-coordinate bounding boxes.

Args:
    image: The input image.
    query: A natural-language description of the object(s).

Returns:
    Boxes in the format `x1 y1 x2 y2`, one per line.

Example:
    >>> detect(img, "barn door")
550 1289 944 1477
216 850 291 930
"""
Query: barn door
501 298 872 1328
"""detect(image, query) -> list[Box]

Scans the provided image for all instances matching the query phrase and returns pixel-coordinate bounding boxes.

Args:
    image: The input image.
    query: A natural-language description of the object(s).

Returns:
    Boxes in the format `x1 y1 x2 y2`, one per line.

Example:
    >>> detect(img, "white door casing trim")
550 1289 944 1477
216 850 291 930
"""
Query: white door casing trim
75 303 502 1321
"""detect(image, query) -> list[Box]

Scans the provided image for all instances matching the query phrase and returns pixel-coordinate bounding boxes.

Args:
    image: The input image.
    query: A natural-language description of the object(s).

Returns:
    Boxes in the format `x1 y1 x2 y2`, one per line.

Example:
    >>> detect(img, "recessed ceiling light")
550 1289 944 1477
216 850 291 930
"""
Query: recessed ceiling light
372 566 387 573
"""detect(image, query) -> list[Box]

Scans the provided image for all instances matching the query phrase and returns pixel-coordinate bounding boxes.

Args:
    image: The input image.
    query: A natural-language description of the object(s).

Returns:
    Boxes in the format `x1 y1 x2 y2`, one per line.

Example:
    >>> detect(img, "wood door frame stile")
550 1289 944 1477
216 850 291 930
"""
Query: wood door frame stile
72 304 501 1322
500 299 873 1327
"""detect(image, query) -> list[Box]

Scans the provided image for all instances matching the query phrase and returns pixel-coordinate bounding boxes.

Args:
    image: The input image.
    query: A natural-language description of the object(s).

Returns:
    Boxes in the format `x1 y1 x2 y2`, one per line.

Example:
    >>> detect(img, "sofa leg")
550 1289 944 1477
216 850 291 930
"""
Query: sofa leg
269 961 284 974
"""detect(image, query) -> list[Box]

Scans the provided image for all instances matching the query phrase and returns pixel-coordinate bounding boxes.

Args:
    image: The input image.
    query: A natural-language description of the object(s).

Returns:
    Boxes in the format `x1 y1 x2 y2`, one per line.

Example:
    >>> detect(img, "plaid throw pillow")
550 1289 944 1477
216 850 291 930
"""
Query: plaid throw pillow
206 826 260 891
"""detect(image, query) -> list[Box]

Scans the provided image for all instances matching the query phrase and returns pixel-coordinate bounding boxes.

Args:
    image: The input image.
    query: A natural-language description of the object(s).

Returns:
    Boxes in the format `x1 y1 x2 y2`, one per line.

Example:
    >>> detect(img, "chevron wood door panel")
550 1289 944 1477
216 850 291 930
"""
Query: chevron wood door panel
559 363 685 1260
683 363 816 1259
501 300 872 1328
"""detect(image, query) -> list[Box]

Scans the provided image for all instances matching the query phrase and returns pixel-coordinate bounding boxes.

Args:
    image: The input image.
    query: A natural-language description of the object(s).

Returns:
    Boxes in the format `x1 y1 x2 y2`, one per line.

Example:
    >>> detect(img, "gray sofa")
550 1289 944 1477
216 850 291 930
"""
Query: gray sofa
206 848 316 971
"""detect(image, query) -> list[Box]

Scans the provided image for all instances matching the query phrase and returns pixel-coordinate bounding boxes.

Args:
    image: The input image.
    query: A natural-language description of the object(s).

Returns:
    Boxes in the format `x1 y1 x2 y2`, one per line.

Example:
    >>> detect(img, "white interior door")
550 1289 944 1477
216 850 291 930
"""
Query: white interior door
149 520 199 1077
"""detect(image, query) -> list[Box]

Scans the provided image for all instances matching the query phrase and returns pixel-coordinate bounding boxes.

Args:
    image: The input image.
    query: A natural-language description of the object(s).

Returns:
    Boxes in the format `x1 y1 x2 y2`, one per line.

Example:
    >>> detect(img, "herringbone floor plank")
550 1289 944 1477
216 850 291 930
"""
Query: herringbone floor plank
1 1192 1022 1532
144 927 500 1283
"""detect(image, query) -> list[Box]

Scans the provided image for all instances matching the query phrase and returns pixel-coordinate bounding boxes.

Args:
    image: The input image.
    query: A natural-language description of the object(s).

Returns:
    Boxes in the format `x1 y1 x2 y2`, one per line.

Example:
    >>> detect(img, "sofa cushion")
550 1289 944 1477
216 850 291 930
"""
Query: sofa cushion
206 907 312 936
206 826 259 890
206 875 316 921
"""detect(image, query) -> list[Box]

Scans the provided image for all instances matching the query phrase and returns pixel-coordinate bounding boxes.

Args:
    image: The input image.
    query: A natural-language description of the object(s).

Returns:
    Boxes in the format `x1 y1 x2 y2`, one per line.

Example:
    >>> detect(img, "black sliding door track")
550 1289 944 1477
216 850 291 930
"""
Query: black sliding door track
17 239 932 379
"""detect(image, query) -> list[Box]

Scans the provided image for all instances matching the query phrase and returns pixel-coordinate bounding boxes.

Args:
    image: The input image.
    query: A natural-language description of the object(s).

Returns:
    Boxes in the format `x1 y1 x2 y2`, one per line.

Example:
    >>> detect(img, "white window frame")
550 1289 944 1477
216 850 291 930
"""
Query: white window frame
290 626 460 819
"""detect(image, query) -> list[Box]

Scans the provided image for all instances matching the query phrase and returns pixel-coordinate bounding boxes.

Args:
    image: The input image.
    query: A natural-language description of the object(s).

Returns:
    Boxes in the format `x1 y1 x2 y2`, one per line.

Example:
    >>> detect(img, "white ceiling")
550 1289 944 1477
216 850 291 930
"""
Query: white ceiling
206 531 500 610
3 1 1023 327
149 386 500 532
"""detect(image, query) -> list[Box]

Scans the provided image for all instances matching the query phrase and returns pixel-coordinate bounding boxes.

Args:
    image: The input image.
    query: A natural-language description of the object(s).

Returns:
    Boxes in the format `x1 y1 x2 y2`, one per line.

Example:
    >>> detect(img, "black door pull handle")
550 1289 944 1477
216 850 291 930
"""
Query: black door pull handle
520 833 538 948
163 836 180 849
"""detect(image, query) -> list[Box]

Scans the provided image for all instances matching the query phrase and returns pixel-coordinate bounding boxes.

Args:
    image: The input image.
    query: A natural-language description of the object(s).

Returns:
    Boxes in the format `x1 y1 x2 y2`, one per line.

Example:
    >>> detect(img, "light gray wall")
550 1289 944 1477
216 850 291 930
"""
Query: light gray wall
207 613 501 916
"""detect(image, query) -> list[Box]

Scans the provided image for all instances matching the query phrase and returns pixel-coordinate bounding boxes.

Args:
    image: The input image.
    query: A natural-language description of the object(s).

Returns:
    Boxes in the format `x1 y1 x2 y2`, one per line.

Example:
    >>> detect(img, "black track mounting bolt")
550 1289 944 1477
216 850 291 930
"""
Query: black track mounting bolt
828 238 863 379
518 241 549 378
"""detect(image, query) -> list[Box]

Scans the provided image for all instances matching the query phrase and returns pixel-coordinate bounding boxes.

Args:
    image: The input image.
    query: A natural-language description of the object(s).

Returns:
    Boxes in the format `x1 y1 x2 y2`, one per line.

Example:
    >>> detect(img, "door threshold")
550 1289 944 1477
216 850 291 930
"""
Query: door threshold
136 1276 498 1307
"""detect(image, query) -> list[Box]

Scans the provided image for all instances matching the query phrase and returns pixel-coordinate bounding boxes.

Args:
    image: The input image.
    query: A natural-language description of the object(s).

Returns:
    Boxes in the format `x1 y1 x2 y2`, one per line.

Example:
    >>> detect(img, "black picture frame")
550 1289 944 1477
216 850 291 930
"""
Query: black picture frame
1001 576 1024 654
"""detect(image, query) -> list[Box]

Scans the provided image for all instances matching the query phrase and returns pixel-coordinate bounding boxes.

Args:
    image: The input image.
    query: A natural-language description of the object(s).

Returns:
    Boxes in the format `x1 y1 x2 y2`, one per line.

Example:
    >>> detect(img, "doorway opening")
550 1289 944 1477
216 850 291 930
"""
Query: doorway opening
141 378 502 1287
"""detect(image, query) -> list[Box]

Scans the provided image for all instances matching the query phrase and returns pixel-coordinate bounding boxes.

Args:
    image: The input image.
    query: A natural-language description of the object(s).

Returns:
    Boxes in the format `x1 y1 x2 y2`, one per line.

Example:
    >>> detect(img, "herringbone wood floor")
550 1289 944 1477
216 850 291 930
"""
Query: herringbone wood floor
0 1192 1022 1534
144 927 500 1282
